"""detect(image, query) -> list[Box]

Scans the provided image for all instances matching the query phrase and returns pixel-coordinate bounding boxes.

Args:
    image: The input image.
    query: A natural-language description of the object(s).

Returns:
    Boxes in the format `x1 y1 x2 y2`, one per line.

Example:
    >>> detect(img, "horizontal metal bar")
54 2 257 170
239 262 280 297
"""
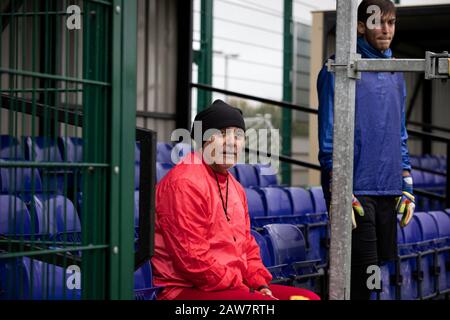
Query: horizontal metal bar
355 58 426 72
136 110 176 120
415 188 446 201
0 11 87 17
1 95 82 128
0 245 109 259
246 148 321 170
408 128 450 143
408 121 450 134
191 82 318 115
0 68 111 86
0 240 81 246
0 88 82 93
411 166 446 176
0 161 109 168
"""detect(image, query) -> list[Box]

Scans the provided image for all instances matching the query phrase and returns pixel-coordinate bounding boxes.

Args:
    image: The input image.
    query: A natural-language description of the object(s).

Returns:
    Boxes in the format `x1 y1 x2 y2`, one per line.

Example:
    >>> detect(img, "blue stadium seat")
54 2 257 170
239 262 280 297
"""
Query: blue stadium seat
156 162 174 183
419 156 440 171
309 187 327 214
0 195 32 236
244 188 266 222
250 230 272 267
284 187 326 223
414 212 439 298
438 156 447 171
409 156 420 169
234 164 259 187
228 166 238 180
134 260 163 300
23 137 63 162
396 215 420 300
254 164 278 187
0 162 42 194
156 143 173 163
0 257 81 300
0 135 23 160
59 137 83 163
135 141 141 163
410 170 425 189
428 211 450 293
263 224 323 286
23 137 66 192
30 195 81 242
422 171 435 189
258 187 292 220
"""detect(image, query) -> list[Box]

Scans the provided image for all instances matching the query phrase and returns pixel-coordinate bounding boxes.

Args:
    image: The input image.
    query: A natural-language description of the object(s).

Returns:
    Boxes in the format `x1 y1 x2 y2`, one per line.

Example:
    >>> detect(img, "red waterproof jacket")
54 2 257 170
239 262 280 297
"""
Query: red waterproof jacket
151 152 272 300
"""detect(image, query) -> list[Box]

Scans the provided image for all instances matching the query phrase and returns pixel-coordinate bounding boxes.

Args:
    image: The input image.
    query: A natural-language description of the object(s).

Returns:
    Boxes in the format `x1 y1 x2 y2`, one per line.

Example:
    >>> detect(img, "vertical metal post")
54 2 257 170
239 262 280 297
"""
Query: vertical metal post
328 0 359 300
109 0 137 300
197 0 213 112
282 0 293 185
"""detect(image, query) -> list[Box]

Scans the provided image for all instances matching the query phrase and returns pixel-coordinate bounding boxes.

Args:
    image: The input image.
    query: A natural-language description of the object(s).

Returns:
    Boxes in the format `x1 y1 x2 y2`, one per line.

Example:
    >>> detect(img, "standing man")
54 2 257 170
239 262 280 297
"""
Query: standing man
317 0 415 300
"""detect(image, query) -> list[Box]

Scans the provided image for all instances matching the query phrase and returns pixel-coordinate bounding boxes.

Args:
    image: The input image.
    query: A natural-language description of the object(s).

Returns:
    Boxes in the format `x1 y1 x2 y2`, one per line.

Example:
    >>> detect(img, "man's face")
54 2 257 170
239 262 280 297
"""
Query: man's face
203 127 245 170
358 13 396 52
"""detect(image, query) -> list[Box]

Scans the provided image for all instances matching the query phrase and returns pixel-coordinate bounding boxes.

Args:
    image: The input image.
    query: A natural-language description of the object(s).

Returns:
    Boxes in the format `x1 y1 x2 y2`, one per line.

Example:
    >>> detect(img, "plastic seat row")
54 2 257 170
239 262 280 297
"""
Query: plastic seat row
246 186 329 266
0 256 161 300
375 211 450 300
251 224 324 294
410 155 447 173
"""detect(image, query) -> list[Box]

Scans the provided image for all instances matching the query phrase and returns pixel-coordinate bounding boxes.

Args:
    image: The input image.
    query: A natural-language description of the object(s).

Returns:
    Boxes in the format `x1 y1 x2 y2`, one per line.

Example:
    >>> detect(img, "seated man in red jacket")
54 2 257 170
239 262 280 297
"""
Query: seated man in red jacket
151 99 320 300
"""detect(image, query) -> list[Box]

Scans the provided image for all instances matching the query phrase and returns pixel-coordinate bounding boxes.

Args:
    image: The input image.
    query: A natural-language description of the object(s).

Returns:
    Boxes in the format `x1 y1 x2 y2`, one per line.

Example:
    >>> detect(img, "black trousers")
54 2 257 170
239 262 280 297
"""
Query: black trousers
324 190 398 300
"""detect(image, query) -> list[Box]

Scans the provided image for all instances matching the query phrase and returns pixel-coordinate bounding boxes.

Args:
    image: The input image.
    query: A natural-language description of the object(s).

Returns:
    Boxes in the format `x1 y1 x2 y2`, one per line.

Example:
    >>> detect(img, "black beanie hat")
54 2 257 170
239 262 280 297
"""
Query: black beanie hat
191 99 246 141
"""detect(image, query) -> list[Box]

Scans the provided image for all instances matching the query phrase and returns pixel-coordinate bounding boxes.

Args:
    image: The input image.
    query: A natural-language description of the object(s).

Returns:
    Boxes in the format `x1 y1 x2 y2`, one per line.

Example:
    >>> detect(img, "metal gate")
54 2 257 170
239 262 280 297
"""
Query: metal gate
0 0 137 299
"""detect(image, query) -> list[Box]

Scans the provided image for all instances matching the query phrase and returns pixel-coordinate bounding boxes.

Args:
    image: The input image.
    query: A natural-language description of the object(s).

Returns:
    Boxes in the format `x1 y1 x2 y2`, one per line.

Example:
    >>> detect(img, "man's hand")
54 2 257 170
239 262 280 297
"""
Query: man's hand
352 194 365 229
258 287 278 300
397 175 415 227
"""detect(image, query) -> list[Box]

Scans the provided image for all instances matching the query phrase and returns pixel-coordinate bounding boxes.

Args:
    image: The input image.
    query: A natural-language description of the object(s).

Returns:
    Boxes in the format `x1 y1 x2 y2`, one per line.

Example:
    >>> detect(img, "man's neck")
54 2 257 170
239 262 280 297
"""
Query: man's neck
210 163 228 175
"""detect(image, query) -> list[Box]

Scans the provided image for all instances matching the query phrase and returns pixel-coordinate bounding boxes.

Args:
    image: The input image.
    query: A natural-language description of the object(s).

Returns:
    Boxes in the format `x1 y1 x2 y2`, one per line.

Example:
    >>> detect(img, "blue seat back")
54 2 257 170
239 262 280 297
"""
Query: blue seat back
260 187 291 216
415 212 439 241
428 211 450 239
0 195 32 235
284 187 314 215
263 224 306 265
228 166 238 180
156 162 174 183
24 137 63 162
32 195 81 235
254 164 277 187
411 170 424 189
234 164 259 187
401 215 422 244
134 261 153 289
0 136 23 160
245 188 265 218
156 143 173 163
0 162 42 194
59 137 83 163
309 186 327 213
251 230 272 267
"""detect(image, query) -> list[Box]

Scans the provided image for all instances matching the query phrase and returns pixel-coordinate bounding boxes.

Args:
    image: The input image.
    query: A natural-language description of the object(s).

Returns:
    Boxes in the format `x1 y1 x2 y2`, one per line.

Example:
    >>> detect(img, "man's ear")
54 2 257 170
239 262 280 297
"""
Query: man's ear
357 21 366 36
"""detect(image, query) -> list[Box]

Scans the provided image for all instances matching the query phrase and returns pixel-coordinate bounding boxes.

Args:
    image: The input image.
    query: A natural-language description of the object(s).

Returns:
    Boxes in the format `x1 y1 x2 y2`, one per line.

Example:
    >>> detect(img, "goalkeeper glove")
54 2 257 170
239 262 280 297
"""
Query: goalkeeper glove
396 175 415 228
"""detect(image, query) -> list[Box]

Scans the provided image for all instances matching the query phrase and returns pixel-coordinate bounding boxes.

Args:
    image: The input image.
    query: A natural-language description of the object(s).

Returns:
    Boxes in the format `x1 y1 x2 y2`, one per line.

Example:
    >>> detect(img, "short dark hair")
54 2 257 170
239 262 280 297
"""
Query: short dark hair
357 0 396 23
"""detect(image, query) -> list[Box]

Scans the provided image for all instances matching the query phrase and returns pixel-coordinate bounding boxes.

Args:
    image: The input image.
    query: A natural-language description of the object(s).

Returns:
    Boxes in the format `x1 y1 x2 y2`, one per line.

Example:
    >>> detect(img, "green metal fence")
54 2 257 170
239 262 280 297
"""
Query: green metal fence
0 0 136 300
